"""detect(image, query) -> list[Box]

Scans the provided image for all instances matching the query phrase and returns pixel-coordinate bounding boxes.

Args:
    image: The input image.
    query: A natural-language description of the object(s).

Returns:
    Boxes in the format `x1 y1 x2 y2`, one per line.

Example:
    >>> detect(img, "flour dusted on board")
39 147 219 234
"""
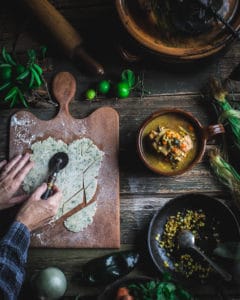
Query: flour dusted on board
23 137 104 232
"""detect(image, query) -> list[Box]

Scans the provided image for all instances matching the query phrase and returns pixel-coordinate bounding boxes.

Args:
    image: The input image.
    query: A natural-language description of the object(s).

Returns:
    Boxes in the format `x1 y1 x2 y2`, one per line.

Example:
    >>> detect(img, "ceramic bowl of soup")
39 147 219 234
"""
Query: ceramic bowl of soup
137 108 225 176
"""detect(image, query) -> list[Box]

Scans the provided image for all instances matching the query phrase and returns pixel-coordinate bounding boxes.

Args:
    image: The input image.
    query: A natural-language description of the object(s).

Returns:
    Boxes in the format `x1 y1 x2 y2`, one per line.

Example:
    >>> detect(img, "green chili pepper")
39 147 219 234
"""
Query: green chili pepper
78 250 139 285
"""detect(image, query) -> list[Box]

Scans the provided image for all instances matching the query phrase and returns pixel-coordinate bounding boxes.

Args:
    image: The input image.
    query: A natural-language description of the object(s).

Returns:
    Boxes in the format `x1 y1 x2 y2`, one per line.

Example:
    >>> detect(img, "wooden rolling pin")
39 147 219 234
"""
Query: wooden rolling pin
23 0 104 75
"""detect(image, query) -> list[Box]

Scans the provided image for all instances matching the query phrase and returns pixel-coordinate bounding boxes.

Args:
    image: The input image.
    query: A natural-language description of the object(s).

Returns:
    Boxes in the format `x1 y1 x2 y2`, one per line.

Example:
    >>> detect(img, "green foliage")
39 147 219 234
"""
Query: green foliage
208 78 240 208
0 47 45 108
85 69 150 101
208 149 240 209
210 78 240 150
128 278 193 300
121 69 136 88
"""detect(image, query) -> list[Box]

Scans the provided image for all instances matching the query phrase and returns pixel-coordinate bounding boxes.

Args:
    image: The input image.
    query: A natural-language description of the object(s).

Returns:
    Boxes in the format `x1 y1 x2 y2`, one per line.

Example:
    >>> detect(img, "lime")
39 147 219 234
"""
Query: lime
116 81 130 98
86 89 96 100
98 80 110 94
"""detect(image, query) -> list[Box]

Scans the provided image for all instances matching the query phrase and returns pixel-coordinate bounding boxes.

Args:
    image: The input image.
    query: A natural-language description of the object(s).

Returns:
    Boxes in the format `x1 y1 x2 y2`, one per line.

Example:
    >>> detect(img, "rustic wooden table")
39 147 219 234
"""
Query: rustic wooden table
1 1 240 299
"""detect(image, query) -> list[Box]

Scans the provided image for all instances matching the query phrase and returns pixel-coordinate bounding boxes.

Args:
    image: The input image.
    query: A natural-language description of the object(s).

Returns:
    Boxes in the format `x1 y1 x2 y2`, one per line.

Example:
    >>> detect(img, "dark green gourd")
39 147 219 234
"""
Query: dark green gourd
78 251 139 285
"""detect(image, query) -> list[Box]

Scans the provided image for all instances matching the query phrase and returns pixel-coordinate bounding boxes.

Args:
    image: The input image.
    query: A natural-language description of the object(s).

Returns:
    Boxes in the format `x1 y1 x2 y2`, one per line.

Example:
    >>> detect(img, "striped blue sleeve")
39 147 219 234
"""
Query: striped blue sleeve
0 221 30 300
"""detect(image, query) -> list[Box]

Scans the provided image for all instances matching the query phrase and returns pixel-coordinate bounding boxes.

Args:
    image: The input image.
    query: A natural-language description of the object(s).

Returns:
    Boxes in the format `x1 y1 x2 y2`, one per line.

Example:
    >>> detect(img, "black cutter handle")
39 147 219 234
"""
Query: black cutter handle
41 173 57 200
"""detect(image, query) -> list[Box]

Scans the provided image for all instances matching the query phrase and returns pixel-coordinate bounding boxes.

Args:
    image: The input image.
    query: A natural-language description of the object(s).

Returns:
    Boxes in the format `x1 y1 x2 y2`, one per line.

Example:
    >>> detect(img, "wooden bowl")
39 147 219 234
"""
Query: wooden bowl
137 108 225 176
116 0 240 62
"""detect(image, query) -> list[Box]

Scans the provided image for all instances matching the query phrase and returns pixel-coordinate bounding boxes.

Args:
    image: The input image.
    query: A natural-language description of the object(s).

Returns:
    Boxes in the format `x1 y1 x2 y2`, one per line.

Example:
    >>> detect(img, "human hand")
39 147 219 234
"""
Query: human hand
0 153 34 210
16 183 62 231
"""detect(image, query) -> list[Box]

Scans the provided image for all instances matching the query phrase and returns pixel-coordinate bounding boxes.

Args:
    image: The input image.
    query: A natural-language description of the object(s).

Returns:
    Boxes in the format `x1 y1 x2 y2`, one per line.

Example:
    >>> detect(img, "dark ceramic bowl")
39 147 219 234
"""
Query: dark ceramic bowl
148 194 240 284
137 108 225 176
116 0 240 62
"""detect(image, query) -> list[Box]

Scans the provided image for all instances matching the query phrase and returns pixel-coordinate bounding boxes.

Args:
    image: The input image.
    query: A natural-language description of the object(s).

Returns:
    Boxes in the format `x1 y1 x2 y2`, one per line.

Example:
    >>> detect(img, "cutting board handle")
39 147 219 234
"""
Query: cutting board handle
52 72 76 117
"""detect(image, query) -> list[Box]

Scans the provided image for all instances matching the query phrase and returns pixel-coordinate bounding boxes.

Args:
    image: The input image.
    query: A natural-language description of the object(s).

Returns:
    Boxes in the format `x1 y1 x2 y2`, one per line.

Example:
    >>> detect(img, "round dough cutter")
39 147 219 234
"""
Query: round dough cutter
41 152 69 200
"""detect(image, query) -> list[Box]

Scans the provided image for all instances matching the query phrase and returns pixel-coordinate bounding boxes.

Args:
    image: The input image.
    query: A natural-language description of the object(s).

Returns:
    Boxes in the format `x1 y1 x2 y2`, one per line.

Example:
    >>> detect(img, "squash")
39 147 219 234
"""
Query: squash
31 267 67 300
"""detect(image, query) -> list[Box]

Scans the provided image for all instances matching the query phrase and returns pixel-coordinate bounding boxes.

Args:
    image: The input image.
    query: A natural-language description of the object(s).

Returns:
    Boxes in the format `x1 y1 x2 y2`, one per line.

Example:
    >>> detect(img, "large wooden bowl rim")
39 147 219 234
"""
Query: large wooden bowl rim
116 0 240 59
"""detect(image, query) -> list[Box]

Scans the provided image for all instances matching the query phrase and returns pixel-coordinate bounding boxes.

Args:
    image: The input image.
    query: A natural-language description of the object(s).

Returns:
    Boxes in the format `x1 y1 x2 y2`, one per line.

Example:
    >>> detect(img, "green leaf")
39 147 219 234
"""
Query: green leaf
16 69 30 81
4 87 18 102
9 93 18 108
164 282 176 293
28 72 35 89
18 89 29 108
121 69 136 88
0 63 11 68
40 46 47 59
2 48 16 66
162 272 172 282
30 66 42 87
2 47 8 63
0 82 11 92
32 63 43 75
214 242 240 260
28 49 37 63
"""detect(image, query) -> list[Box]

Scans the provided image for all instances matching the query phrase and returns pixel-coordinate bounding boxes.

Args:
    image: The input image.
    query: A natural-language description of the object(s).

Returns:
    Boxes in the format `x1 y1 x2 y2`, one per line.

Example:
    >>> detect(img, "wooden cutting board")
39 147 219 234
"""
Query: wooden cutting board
9 72 120 248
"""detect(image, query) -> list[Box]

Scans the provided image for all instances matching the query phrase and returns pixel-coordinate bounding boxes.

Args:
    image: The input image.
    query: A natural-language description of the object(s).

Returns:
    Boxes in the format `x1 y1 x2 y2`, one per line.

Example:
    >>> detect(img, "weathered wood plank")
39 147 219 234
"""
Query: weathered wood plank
1 0 240 95
1 1 240 298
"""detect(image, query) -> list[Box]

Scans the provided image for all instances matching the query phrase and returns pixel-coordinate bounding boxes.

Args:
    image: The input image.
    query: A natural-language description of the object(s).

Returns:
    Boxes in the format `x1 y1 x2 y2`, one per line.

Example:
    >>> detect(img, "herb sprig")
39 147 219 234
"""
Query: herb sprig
128 276 193 300
0 47 44 108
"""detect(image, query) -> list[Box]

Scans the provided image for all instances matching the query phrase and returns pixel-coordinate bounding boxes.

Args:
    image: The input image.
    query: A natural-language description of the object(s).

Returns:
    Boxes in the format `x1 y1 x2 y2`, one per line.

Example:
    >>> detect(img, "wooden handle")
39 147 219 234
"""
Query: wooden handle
23 0 104 75
204 124 225 139
52 72 76 116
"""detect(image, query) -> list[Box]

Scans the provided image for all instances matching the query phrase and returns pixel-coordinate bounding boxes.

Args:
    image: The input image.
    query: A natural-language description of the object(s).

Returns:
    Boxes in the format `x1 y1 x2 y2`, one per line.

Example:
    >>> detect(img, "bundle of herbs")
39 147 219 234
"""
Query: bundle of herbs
207 78 240 209
0 47 45 108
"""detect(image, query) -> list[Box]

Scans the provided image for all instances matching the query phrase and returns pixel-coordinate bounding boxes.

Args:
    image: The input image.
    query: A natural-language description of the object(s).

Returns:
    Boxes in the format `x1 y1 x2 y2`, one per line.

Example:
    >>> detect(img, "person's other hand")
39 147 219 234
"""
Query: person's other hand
0 153 34 210
16 183 62 231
